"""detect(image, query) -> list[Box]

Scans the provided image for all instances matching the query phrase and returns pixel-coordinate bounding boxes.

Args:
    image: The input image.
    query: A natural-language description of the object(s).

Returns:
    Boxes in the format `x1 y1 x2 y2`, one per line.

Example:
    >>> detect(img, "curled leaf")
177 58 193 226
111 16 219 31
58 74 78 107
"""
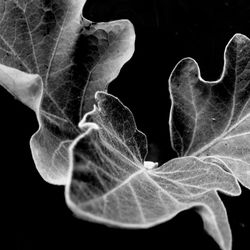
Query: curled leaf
66 92 240 250
0 0 135 184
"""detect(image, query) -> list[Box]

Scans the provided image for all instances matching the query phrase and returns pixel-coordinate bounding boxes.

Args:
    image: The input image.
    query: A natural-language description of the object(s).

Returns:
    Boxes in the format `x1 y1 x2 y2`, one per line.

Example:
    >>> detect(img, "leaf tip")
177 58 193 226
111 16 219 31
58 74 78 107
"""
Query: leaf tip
231 33 250 45
169 57 200 89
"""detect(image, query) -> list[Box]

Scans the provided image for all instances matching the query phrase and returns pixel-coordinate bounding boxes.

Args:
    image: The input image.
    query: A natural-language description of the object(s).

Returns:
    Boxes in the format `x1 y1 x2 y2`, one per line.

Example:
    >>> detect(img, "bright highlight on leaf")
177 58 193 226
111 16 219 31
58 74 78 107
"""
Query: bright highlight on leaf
0 0 135 185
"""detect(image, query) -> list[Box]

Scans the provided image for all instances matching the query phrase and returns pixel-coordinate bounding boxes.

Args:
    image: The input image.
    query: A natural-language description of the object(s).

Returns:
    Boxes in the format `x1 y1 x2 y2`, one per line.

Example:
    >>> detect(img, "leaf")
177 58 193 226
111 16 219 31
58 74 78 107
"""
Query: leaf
181 190 233 250
0 0 135 185
169 33 250 189
65 92 240 250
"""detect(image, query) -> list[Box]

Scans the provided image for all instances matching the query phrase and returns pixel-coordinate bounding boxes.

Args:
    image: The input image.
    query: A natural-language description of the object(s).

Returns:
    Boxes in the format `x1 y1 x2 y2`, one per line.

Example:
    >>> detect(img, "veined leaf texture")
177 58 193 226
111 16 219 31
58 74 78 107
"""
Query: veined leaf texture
0 1 249 250
0 0 135 185
66 91 241 250
66 34 250 250
169 34 250 190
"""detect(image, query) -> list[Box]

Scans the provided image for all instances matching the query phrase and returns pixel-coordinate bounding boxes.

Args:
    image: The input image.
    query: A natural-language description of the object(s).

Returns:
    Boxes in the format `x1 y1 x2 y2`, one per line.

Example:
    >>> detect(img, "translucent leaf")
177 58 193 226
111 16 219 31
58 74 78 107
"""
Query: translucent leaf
169 33 250 189
0 0 135 184
65 92 240 250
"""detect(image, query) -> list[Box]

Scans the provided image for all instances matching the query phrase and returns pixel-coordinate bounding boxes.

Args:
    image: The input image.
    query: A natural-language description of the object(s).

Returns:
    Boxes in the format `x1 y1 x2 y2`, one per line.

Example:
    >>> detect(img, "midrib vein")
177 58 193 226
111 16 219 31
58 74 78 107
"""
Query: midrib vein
191 112 250 157
44 92 81 134
23 10 39 73
79 32 116 120
79 53 105 120
99 138 142 170
44 8 69 86
185 81 198 155
81 170 144 205
104 126 143 166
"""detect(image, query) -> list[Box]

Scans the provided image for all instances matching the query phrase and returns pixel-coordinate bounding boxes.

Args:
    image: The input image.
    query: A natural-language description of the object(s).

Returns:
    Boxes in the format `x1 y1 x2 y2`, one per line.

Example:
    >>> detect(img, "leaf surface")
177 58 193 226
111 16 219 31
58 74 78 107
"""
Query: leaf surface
169 33 250 189
66 92 240 250
0 0 135 184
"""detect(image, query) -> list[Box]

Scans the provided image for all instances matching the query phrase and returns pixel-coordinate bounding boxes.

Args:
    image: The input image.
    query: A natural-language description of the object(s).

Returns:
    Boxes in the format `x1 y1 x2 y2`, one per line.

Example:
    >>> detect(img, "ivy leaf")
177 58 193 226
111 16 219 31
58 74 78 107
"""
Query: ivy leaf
0 0 135 184
65 92 240 250
169 33 250 189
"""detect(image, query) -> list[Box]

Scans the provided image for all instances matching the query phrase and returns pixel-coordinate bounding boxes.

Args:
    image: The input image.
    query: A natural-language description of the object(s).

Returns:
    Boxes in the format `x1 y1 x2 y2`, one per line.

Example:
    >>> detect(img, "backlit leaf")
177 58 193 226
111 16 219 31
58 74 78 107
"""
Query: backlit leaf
169 33 250 190
66 92 240 250
0 0 135 184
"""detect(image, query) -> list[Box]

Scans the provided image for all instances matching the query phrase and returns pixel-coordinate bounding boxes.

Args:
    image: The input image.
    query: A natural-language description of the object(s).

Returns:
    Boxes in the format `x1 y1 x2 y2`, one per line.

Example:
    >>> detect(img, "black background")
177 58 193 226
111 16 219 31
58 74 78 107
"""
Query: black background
3 0 250 249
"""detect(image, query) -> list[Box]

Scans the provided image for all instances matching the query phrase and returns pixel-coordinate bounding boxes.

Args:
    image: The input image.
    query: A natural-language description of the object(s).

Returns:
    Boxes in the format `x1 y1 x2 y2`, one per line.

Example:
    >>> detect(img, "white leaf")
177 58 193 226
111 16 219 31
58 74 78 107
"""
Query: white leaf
65 92 240 250
0 0 135 184
169 33 250 189
181 190 232 250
